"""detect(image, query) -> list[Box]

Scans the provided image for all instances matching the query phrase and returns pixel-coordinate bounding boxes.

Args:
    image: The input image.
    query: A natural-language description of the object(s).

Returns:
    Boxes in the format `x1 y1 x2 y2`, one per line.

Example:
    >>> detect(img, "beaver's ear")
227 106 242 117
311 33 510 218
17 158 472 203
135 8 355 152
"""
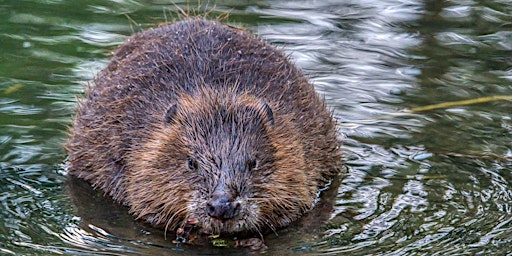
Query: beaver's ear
262 102 274 126
164 104 178 125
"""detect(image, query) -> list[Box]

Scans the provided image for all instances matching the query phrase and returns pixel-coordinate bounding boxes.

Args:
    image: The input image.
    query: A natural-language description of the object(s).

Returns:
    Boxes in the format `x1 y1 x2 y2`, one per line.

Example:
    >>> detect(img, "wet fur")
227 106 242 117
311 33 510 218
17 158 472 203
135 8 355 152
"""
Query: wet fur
66 18 342 236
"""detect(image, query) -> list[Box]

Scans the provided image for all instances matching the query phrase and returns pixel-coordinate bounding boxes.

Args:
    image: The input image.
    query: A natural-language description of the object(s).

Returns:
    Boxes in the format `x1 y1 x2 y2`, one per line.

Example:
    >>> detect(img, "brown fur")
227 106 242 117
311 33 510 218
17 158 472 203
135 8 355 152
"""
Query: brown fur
66 18 342 236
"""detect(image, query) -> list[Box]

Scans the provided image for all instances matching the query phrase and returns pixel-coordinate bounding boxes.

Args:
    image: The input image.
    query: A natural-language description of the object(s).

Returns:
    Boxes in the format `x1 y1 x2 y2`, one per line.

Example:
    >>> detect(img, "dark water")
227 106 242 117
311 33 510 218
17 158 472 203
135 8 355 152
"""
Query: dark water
1 0 511 255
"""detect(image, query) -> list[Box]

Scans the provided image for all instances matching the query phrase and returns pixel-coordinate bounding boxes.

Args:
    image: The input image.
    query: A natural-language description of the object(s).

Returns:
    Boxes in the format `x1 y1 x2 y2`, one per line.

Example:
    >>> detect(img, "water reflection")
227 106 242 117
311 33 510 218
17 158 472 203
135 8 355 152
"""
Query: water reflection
0 0 511 254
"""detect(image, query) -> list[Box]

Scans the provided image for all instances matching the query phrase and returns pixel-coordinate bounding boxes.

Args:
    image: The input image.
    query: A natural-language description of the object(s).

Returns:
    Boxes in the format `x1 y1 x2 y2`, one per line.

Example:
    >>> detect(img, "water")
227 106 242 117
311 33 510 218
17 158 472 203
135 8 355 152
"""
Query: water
1 0 511 255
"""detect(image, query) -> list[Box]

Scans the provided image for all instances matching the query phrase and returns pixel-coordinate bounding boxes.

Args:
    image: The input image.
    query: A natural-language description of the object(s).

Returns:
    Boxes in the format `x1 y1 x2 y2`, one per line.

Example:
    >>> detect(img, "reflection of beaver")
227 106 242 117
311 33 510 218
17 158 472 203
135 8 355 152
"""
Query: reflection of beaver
66 18 342 245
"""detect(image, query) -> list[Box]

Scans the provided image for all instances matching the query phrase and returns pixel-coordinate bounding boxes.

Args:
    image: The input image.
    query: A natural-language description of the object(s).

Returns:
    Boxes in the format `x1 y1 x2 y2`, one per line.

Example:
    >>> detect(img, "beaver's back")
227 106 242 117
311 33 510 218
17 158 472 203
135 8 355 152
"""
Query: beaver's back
66 18 340 204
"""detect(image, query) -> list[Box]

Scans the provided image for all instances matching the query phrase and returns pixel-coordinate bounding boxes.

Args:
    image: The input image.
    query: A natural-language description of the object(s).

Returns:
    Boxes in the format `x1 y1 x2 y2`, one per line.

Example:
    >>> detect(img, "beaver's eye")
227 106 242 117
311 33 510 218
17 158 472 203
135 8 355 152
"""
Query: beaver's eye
247 159 258 171
187 158 198 170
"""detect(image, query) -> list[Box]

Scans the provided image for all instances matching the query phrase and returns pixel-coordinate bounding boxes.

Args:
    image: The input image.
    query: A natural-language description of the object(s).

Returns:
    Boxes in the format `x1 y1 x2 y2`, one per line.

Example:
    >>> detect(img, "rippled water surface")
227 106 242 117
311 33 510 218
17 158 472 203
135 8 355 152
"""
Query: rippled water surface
1 0 511 255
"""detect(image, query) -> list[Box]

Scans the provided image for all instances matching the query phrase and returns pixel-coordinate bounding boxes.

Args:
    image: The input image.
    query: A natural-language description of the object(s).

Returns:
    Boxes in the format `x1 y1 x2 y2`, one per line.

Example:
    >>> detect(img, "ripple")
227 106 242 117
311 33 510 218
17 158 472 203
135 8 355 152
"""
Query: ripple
87 0 144 15
0 104 44 116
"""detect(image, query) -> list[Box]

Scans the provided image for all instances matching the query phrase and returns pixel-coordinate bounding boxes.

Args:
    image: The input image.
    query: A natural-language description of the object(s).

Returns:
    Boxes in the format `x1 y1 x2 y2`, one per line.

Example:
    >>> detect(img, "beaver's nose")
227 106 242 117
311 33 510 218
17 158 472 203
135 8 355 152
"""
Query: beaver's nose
206 192 241 220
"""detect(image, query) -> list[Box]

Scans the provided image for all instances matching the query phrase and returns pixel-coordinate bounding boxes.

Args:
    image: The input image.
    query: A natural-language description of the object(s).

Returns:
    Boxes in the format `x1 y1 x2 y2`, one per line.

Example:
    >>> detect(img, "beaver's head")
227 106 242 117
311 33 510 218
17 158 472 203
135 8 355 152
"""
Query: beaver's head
126 87 318 236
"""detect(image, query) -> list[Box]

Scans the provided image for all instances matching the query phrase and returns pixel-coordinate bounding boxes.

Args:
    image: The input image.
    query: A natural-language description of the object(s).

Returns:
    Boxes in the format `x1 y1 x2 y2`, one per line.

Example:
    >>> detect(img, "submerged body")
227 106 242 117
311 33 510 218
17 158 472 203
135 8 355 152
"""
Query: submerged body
66 18 342 237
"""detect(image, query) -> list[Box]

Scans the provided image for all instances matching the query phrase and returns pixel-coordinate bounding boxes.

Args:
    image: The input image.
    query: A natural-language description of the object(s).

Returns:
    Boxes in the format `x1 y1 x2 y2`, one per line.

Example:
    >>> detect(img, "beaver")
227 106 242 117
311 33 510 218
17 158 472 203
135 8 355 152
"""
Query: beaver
66 18 342 245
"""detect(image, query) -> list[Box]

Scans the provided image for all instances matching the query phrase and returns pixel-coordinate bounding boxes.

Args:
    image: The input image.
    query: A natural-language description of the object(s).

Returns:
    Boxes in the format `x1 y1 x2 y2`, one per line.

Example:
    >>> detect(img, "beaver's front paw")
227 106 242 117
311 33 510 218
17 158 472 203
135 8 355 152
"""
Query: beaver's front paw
174 218 200 244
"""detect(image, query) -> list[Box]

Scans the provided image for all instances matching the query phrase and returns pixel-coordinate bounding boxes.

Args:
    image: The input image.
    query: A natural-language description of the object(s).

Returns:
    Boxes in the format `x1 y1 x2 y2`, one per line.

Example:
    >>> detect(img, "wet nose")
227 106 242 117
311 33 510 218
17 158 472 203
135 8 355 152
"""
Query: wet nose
206 192 241 220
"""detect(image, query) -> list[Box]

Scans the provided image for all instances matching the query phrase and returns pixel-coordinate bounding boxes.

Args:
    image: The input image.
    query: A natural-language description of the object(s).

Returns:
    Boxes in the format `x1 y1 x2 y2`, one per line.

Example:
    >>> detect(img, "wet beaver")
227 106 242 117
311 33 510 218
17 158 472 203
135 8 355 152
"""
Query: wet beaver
66 18 342 245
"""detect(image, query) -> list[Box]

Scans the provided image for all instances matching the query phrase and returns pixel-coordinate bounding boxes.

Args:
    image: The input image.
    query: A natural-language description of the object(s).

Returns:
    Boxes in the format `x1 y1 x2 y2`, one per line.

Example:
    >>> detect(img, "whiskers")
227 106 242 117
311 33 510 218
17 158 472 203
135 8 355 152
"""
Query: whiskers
247 196 300 204
258 218 278 237
247 195 307 213
156 194 303 240
247 194 307 236
163 206 189 240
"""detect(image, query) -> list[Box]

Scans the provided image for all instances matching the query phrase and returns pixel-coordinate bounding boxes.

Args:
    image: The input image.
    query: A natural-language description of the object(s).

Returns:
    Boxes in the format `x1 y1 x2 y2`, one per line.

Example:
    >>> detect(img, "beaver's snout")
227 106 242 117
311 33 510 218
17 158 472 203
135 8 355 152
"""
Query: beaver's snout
206 189 241 220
